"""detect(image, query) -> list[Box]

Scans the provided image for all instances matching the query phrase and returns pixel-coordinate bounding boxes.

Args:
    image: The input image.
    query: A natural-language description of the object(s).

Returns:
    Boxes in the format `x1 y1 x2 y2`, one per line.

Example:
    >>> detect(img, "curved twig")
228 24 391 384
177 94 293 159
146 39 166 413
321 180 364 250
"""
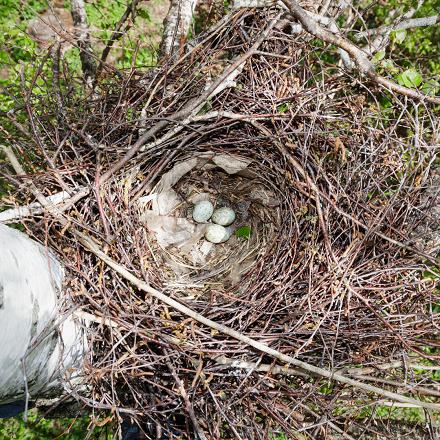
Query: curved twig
280 0 440 104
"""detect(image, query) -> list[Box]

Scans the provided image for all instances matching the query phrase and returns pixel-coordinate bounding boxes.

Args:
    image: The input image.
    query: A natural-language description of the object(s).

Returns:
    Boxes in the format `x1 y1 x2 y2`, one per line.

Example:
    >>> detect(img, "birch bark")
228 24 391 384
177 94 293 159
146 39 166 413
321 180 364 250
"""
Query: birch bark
160 0 198 57
0 224 85 405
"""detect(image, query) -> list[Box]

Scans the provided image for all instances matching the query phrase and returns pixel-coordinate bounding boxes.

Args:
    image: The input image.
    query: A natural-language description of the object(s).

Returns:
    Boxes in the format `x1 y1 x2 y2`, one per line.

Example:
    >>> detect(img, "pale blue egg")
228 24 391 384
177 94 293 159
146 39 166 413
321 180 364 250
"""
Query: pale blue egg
205 224 227 243
193 200 214 223
212 207 236 226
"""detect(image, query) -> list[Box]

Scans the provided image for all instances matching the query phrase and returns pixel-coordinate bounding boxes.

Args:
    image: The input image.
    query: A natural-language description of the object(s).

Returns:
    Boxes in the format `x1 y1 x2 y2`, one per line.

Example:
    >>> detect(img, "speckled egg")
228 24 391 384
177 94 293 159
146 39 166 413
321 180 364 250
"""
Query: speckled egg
212 207 236 226
192 200 214 223
205 224 229 244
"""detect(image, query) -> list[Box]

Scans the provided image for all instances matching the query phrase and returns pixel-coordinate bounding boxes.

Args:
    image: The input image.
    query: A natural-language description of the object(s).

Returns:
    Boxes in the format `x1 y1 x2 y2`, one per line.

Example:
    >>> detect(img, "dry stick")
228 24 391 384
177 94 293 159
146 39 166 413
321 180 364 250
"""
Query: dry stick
269 138 439 266
356 15 440 39
139 11 236 115
3 149 440 411
99 14 282 184
297 403 356 440
212 356 440 397
0 187 90 223
95 0 142 80
2 146 63 217
166 358 207 440
280 0 440 105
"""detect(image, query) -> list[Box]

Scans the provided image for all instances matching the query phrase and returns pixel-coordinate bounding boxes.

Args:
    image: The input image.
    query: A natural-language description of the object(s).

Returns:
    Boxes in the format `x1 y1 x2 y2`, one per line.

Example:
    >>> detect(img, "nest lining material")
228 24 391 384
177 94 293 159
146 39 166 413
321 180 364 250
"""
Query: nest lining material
2 7 439 439
137 151 281 292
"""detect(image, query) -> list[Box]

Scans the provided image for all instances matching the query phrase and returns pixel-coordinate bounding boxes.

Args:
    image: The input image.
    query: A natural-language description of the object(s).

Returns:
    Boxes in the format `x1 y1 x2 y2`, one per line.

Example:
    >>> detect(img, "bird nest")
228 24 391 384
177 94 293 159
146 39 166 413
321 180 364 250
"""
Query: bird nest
2 8 439 439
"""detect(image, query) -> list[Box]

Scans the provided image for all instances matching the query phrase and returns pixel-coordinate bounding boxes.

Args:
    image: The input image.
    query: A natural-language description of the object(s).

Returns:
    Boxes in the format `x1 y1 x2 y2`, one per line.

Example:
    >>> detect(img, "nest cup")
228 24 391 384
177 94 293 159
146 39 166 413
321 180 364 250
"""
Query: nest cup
137 151 284 294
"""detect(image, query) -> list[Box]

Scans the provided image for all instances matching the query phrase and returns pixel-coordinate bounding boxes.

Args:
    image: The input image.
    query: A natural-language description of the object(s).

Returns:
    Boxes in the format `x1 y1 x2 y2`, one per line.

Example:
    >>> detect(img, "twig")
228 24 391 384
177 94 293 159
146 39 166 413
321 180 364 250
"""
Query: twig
341 361 440 375
211 354 308 377
280 0 440 104
1 145 64 219
0 187 89 223
346 374 440 398
166 358 207 440
95 0 142 79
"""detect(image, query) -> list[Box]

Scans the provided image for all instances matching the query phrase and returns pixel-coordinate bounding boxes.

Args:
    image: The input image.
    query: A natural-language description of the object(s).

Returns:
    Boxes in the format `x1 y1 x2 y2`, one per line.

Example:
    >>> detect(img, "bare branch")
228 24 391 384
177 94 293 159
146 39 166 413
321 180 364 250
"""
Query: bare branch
96 0 142 78
360 1 429 54
0 187 89 223
357 15 439 40
279 0 440 104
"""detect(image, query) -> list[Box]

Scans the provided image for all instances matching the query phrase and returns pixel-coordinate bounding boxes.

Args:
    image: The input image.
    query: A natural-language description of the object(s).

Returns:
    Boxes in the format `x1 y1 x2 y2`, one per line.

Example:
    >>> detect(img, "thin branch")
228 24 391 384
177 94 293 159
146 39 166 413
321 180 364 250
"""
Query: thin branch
279 0 440 104
96 0 142 79
360 2 434 55
357 15 439 40
0 187 89 223
166 358 207 440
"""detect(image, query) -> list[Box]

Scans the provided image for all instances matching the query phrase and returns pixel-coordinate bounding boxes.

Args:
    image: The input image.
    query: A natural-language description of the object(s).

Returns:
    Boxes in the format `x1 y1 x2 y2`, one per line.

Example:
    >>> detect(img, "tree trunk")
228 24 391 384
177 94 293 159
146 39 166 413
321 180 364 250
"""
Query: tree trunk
0 224 85 406
160 0 198 58
71 0 96 81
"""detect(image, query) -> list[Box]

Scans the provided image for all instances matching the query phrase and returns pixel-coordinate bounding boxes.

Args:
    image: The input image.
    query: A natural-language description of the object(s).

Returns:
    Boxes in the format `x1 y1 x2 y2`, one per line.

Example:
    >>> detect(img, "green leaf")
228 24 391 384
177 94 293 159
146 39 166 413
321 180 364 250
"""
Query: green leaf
372 50 386 64
137 7 151 21
277 103 290 114
422 79 440 96
392 29 407 44
396 68 423 88
380 58 399 74
235 225 251 239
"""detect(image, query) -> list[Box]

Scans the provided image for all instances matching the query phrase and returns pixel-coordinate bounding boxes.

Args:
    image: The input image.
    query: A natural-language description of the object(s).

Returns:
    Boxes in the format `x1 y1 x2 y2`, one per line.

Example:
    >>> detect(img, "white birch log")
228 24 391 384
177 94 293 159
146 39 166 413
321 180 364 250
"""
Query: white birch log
0 224 86 404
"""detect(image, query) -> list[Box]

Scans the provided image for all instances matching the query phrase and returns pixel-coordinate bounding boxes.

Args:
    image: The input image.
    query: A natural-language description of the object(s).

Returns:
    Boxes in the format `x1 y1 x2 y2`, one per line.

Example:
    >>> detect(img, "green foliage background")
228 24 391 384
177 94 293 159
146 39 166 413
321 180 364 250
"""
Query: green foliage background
0 410 114 439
